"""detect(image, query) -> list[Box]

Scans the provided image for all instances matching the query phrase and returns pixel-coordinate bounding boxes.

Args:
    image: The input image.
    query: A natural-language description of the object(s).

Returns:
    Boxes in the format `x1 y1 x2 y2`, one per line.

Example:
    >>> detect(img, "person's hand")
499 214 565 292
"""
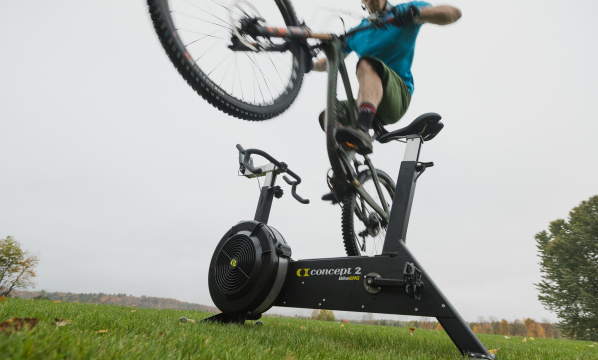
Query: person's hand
390 4 420 27
305 58 314 74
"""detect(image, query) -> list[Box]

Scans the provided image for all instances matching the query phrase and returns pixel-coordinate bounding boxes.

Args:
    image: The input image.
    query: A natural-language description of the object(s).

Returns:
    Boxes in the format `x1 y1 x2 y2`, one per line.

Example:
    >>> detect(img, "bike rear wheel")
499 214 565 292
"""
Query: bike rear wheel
341 169 395 257
147 0 306 120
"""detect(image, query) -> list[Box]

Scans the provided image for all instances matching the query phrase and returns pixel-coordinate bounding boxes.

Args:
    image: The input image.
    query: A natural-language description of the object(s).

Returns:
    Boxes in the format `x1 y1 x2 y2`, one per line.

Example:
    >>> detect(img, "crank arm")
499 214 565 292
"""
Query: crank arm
363 263 425 300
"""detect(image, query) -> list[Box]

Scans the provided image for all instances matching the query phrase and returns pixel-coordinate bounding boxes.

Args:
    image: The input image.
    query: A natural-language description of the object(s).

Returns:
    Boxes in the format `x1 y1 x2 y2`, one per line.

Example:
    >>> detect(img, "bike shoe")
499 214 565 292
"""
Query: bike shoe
334 127 373 155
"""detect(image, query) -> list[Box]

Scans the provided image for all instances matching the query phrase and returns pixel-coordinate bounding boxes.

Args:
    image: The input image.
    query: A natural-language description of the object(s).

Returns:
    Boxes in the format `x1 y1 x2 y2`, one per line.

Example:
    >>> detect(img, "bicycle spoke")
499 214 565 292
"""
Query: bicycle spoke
266 52 287 88
220 56 235 87
352 175 394 256
235 55 244 100
161 0 301 109
171 11 232 30
179 0 234 28
183 29 228 46
245 53 266 103
250 53 275 102
208 52 233 76
209 0 244 18
194 36 222 62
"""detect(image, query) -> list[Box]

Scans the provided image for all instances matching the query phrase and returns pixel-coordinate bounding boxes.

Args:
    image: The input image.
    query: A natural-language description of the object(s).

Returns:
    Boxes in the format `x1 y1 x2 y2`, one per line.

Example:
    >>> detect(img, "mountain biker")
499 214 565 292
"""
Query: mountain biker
312 0 461 201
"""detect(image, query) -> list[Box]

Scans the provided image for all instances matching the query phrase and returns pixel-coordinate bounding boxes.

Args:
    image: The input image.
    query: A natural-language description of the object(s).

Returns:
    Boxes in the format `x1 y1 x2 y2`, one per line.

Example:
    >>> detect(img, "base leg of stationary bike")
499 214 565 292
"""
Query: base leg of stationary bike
201 312 261 325
273 245 492 358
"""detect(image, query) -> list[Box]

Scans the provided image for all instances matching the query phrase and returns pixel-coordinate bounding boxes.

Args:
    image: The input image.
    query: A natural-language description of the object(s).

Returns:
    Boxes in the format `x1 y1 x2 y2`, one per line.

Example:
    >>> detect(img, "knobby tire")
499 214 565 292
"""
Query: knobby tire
147 0 306 121
342 169 395 257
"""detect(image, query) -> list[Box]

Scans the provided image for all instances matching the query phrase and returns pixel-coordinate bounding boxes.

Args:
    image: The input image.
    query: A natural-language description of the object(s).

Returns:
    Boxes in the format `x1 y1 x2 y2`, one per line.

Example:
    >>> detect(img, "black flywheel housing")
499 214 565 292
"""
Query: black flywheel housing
208 221 291 316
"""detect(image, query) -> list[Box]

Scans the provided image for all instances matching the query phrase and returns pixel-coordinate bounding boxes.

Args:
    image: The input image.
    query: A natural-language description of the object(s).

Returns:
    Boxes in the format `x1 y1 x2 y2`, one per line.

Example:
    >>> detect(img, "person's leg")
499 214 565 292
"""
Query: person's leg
334 58 385 154
356 58 383 131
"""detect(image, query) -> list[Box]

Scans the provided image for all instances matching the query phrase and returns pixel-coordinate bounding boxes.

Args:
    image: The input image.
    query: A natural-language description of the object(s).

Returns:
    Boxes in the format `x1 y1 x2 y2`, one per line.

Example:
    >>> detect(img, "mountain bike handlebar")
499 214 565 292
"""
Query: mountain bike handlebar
236 144 309 204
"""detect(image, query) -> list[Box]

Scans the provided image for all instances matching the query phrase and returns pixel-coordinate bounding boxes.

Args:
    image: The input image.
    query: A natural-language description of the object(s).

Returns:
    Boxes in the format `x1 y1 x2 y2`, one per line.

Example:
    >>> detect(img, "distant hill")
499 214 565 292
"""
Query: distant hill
11 290 219 313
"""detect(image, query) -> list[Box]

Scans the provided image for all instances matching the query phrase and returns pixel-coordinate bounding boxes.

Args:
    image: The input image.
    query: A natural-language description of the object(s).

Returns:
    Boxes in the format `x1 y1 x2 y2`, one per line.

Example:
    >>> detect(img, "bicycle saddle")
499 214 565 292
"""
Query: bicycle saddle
375 113 444 143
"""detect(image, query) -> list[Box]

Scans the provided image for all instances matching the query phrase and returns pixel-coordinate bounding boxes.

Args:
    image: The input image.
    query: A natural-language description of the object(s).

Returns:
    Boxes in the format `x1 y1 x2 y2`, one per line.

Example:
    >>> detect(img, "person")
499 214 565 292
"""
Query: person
312 0 461 201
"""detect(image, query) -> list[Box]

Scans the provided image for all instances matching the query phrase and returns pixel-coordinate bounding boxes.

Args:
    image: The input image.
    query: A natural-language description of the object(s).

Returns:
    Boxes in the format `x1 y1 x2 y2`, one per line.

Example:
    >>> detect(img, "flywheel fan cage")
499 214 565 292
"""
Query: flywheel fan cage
215 234 256 294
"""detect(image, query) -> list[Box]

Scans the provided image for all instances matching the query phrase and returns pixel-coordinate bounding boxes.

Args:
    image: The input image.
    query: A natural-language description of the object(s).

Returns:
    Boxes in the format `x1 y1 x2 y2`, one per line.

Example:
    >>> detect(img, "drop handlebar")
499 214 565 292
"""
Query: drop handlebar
236 144 309 204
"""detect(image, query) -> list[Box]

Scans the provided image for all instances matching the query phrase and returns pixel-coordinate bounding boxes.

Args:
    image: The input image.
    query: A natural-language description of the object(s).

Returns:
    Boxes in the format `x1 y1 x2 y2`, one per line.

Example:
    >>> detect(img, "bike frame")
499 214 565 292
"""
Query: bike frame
322 36 393 223
237 22 403 225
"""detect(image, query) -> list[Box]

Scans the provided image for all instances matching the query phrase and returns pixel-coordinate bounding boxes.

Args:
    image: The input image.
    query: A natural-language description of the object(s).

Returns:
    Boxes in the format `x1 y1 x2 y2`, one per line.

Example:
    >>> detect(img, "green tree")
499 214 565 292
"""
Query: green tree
0 236 39 296
535 195 598 341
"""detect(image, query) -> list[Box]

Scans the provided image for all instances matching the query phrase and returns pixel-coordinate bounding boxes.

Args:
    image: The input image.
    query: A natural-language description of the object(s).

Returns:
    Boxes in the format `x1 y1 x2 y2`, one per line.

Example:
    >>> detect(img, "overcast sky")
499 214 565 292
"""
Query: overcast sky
1 0 597 322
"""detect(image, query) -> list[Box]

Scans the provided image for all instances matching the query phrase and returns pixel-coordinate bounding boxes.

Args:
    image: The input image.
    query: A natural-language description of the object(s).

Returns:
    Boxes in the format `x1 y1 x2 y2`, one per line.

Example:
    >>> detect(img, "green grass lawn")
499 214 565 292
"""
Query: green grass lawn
1 297 596 359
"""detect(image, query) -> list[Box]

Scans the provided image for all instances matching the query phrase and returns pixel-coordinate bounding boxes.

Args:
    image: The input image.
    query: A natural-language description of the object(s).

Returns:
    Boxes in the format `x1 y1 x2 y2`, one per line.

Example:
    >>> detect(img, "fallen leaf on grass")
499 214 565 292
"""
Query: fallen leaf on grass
300 326 307 330
0 318 39 332
341 324 344 327
55 318 71 327
0 295 6 302
158 332 164 338
488 349 499 354
522 338 527 342
52 301 61 303
530 337 535 341
131 310 137 313
589 345 594 347
409 327 416 336
504 336 510 339
97 329 109 333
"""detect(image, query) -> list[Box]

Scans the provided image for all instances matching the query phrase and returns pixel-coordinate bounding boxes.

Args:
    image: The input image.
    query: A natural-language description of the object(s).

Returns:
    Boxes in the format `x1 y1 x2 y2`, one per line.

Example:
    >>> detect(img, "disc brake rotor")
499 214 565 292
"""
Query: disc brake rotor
230 0 264 52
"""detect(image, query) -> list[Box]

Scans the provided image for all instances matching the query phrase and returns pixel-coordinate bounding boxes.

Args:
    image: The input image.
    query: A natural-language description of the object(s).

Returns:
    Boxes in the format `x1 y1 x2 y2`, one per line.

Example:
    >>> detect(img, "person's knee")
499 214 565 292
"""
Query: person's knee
357 58 378 77
357 58 384 82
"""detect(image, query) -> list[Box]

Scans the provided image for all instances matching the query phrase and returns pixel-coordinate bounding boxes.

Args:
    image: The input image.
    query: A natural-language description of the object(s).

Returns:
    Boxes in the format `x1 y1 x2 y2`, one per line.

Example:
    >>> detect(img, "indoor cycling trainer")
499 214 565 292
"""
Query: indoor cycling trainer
202 136 493 359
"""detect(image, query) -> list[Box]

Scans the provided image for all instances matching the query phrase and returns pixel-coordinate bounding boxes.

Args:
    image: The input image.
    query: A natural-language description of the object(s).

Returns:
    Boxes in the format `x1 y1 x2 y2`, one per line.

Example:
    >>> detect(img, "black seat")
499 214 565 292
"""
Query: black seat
374 113 443 143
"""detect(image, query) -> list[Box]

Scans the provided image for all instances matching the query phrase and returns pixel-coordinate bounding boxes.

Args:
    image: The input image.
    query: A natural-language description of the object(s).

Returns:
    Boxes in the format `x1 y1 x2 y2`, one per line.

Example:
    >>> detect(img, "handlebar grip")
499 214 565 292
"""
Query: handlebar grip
243 153 262 174
236 144 262 174
283 175 310 204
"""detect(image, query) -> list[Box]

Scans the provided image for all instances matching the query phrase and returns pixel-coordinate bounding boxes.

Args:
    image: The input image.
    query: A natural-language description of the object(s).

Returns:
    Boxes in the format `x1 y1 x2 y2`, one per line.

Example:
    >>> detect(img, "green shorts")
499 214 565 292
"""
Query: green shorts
338 57 411 127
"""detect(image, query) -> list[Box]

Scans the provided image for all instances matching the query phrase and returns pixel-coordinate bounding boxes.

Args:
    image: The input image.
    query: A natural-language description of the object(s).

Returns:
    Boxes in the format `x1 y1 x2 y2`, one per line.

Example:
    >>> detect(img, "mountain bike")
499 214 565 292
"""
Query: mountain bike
147 0 444 257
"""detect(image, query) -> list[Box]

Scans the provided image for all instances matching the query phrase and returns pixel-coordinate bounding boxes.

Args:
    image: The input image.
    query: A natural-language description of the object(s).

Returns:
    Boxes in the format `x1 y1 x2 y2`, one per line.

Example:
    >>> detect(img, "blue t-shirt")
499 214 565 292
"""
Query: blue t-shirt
343 1 431 94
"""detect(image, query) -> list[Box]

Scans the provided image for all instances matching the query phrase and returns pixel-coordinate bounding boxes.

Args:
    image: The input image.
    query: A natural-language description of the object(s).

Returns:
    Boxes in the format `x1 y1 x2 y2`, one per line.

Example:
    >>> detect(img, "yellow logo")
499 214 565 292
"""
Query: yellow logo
296 268 310 277
230 259 237 267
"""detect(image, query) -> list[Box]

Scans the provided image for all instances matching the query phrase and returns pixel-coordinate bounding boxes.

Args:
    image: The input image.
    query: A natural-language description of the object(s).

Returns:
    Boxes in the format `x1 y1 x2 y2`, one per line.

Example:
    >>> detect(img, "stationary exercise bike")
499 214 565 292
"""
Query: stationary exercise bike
202 136 493 359
147 0 494 357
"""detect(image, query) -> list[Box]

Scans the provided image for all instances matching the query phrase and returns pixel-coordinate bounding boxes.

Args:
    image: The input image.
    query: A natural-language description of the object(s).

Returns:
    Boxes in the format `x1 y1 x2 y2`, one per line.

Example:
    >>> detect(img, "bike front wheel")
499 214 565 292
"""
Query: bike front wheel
147 0 306 120
341 169 395 257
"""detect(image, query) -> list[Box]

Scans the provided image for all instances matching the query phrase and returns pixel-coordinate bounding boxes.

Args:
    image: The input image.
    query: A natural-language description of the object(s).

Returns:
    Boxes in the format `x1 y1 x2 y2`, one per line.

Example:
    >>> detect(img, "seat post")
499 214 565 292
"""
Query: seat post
382 135 422 254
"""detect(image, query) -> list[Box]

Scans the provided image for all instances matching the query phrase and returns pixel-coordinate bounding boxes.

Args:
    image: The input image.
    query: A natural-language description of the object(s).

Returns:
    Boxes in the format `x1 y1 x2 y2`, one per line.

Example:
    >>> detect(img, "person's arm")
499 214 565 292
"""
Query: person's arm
418 5 461 25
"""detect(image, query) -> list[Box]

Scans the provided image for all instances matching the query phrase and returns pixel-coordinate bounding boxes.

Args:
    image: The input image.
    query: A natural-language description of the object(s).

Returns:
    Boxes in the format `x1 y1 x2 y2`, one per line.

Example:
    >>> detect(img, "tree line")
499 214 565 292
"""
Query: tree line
12 290 219 313
338 314 562 338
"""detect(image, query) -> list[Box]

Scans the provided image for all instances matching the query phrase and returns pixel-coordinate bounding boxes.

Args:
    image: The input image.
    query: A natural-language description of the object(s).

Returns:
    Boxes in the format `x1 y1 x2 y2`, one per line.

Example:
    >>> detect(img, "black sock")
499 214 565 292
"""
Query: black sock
356 102 377 131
